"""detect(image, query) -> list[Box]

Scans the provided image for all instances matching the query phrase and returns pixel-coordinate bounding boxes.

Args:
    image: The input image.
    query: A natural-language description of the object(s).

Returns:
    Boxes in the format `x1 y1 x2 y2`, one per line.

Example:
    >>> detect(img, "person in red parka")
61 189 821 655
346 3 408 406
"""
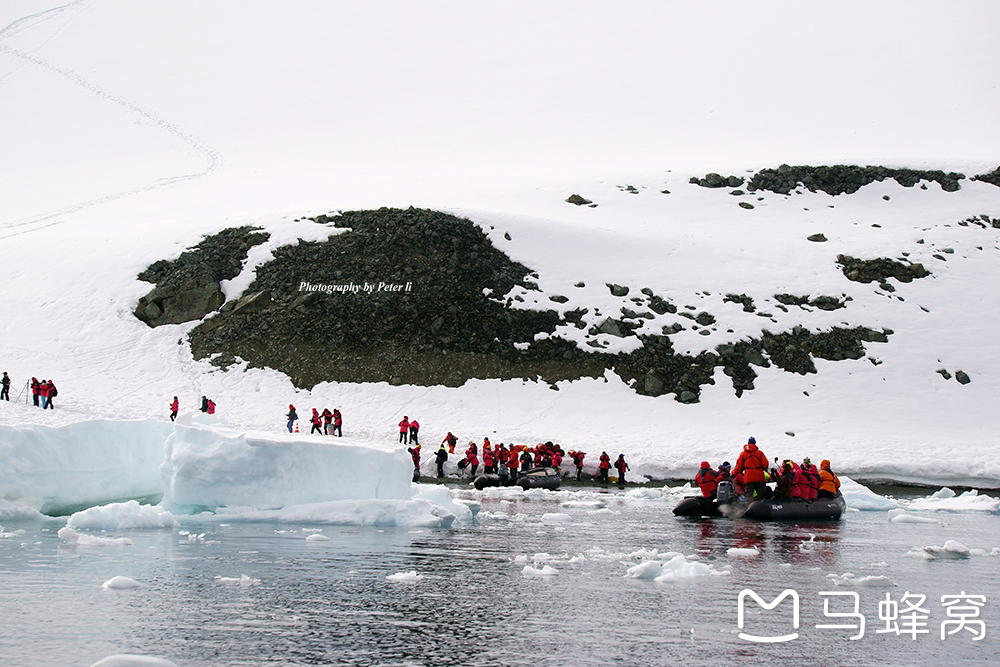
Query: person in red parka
570 450 586 481
507 445 520 483
332 408 343 437
408 444 421 482
695 461 718 498
597 452 611 484
408 418 420 445
734 437 768 499
43 380 56 409
801 458 820 500
398 416 410 444
465 442 479 477
483 443 495 474
169 397 179 422
310 408 323 434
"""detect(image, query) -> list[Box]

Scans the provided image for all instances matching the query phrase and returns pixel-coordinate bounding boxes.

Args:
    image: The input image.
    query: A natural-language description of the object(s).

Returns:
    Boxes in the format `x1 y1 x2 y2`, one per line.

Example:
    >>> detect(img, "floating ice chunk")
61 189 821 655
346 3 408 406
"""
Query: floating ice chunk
840 478 900 511
990 547 1000 557
625 560 664 579
532 552 553 562
0 499 45 521
653 555 724 582
916 540 971 560
513 555 528 564
541 513 573 524
561 500 606 509
569 555 585 564
305 533 330 542
887 509 939 524
67 501 179 531
90 655 179 667
727 547 760 557
302 528 323 533
798 534 819 551
969 549 986 557
907 489 999 513
58 527 132 546
827 572 896 587
386 571 423 583
588 508 617 516
522 564 559 577
411 484 473 522
624 488 664 501
215 575 259 587
102 576 142 589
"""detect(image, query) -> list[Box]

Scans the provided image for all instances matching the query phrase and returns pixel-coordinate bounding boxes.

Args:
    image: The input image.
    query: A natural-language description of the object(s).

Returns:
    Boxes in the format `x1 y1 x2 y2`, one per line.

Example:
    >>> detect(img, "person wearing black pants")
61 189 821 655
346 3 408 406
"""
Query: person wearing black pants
0 372 10 401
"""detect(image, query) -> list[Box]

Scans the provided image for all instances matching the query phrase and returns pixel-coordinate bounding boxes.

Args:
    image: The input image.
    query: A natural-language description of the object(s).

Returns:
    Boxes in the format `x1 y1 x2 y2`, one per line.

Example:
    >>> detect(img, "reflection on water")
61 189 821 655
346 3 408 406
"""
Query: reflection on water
0 490 997 666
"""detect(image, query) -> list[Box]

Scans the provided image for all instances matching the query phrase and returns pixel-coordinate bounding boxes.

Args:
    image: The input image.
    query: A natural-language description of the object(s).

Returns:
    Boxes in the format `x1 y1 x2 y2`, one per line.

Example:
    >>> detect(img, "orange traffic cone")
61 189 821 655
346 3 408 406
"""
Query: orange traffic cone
294 422 299 433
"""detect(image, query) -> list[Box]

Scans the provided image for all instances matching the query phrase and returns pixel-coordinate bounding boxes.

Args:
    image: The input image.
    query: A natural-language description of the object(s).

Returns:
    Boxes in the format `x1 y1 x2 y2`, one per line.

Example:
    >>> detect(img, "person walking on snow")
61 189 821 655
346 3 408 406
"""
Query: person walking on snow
408 418 420 445
615 454 630 488
169 396 179 421
332 408 343 437
322 408 333 435
398 417 410 444
0 372 10 401
442 431 457 454
286 404 298 433
310 408 323 434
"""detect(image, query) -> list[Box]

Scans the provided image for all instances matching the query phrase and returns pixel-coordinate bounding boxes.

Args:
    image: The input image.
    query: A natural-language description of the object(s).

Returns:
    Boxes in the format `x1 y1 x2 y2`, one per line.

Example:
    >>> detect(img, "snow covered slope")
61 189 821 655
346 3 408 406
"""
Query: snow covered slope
2 1 1000 490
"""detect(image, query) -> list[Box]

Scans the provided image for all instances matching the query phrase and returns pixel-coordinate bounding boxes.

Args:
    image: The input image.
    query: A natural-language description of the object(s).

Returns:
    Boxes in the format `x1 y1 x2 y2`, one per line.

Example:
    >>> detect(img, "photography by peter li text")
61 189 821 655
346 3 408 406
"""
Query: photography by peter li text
737 589 987 643
298 281 412 294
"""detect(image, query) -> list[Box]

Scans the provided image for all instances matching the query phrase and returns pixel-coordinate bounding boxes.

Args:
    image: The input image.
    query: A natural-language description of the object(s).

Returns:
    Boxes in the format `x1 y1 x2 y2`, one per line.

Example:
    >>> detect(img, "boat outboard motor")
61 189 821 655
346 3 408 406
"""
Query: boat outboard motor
716 480 734 504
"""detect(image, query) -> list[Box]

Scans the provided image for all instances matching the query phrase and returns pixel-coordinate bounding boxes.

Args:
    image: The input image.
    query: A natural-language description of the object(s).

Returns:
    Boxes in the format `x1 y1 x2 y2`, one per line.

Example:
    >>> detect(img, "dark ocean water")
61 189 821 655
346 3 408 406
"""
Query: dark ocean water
1 487 997 666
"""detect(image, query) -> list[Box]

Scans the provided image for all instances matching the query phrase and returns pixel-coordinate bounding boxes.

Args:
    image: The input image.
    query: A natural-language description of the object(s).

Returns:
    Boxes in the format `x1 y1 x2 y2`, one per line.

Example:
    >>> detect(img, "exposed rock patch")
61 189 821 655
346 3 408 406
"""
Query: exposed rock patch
134 226 269 326
972 166 1000 187
747 164 964 195
837 255 930 284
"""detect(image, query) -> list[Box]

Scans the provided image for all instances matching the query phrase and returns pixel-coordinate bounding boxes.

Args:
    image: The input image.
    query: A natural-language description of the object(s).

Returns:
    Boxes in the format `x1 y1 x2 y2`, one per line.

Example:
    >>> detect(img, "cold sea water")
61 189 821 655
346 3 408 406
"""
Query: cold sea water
1 486 997 667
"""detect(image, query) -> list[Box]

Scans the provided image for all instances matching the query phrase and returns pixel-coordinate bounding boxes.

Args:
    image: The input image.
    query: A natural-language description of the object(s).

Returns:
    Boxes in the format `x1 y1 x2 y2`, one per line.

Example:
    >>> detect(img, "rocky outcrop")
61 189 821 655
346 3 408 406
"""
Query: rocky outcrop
837 255 931 285
746 164 964 195
134 227 269 326
972 166 1000 187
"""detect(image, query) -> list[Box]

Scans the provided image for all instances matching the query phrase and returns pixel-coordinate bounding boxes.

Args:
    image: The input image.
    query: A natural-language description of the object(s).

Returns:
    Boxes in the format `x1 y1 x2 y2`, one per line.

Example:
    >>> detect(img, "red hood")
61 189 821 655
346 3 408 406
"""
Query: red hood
743 443 758 454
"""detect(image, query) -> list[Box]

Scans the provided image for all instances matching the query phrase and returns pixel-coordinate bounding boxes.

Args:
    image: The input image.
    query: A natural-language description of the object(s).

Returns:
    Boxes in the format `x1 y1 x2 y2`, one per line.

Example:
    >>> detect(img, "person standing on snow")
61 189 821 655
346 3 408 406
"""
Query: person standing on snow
435 444 448 478
0 372 10 401
332 408 343 437
597 452 611 484
31 377 40 407
614 454 630 488
570 450 586 481
42 380 56 409
398 416 410 444
206 398 215 415
507 446 520 483
465 441 479 477
169 396 179 421
322 408 333 435
286 404 298 433
310 408 323 434
200 396 209 413
408 418 420 445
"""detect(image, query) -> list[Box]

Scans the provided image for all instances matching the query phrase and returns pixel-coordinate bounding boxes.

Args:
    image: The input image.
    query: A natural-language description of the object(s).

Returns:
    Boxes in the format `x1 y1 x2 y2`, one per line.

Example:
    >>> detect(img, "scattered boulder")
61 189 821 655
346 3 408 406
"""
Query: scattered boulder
723 293 756 313
738 202 755 209
566 194 592 206
807 233 827 242
690 173 745 188
955 370 971 385
607 283 630 297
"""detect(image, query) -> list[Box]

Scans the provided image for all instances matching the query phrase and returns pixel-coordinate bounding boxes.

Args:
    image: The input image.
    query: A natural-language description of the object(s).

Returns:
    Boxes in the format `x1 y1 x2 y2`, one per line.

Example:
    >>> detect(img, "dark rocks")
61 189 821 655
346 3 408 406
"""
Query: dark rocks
232 290 272 314
134 226 269 327
566 194 592 206
955 370 971 385
971 166 1000 187
607 283 630 297
690 173 745 188
738 202 755 209
695 312 716 326
647 295 676 314
774 293 846 311
723 293 756 313
959 215 1000 229
937 369 953 380
549 295 569 303
745 164 965 196
837 255 931 284
807 233 828 242
596 318 625 337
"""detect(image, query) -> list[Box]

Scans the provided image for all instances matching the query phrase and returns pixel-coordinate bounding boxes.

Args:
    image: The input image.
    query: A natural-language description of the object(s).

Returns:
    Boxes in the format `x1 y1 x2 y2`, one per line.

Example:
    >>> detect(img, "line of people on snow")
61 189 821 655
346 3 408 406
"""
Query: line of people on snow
694 437 841 503
284 404 344 435
166 396 215 421
0 375 61 408
408 436 630 488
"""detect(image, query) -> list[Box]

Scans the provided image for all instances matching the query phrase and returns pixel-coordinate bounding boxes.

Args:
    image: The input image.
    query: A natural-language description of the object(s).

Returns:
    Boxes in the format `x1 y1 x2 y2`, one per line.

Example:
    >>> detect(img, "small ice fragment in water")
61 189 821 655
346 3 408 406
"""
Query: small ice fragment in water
103 576 142 589
386 571 423 583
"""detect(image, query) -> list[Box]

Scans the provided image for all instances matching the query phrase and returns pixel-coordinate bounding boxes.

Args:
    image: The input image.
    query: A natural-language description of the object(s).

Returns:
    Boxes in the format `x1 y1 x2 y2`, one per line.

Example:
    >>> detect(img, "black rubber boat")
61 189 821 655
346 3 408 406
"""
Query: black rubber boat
672 495 724 517
473 474 501 490
517 466 561 491
743 494 846 520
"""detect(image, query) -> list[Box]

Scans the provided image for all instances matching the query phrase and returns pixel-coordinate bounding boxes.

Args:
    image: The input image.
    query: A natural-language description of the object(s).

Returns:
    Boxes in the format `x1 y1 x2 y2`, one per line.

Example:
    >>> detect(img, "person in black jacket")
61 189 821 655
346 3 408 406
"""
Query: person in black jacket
286 404 298 433
435 445 448 478
0 372 10 401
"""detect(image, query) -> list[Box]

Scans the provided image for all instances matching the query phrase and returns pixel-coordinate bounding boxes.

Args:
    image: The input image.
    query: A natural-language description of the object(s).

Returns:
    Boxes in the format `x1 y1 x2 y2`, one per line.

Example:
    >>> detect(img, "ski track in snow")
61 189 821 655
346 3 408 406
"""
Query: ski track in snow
0 0 221 239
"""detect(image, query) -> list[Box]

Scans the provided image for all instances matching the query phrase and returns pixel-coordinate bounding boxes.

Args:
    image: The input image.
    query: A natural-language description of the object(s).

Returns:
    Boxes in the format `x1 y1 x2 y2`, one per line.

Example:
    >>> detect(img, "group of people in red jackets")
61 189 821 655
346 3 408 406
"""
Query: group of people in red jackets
31 378 58 409
695 437 842 502
398 416 420 444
